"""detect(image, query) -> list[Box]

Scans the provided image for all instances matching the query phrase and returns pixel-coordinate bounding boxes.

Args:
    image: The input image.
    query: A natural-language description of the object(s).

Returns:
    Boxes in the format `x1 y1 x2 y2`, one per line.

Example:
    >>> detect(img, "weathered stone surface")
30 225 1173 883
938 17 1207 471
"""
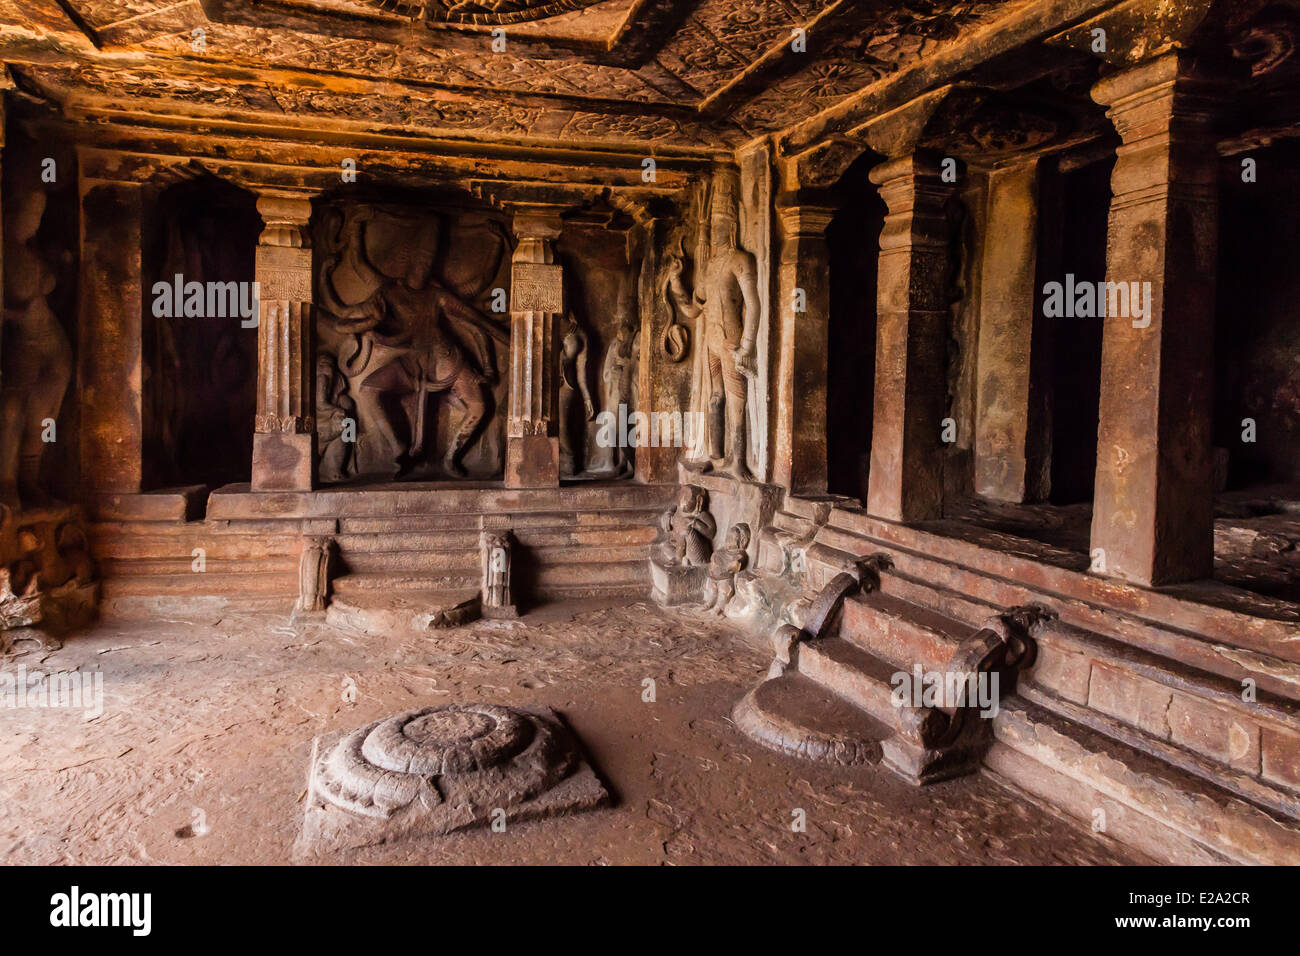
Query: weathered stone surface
1088 53 1221 586
297 703 608 852
326 589 482 634
865 150 957 523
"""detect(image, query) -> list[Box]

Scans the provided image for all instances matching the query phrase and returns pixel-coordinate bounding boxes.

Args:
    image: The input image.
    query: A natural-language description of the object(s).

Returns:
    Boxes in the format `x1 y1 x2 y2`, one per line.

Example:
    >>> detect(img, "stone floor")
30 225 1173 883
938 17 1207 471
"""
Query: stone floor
0 598 1141 865
938 486 1300 617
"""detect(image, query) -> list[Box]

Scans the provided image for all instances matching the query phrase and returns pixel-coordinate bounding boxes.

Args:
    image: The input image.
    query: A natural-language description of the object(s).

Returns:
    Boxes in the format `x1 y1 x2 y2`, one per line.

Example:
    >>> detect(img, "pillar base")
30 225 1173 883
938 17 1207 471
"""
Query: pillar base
505 435 560 489
251 433 316 491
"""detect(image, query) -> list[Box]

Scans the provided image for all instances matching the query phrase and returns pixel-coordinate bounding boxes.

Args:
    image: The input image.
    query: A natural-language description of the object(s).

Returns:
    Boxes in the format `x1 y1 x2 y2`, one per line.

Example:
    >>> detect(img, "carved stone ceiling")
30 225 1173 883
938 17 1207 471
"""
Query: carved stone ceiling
0 0 1049 153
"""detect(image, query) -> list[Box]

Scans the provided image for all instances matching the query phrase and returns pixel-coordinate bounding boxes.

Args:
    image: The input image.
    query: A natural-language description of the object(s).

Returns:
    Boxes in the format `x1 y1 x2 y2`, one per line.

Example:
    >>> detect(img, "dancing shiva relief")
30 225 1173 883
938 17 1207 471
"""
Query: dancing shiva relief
314 201 511 481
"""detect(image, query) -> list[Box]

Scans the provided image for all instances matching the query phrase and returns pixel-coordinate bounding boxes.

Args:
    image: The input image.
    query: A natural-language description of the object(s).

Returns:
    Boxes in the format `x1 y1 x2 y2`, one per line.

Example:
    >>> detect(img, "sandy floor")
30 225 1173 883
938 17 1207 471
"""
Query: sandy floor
0 598 1140 865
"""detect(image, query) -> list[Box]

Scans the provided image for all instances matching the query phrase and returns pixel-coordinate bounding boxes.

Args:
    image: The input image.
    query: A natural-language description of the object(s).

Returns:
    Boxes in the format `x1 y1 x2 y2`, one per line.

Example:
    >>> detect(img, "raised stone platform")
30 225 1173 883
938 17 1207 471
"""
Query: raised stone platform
738 494 1300 862
91 481 674 614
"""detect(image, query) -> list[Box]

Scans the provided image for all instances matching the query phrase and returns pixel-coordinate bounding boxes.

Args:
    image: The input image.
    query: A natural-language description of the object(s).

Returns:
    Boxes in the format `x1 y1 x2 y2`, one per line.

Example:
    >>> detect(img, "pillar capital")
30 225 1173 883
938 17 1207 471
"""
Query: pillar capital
775 196 836 239
256 195 313 247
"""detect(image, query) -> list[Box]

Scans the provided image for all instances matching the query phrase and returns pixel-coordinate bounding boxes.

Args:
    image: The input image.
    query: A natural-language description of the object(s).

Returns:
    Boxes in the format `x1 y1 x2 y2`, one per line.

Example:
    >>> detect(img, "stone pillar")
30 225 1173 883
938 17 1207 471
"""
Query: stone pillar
634 214 680 485
773 195 835 496
865 150 957 523
505 209 564 489
79 173 145 495
973 159 1050 503
1089 54 1220 586
251 195 315 492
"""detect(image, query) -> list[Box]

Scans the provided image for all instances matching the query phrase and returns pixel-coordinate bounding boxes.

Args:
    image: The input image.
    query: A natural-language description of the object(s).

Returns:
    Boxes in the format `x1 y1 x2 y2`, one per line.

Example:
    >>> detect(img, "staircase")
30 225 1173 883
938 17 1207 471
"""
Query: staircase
734 501 1300 864
91 483 673 620
736 557 1040 785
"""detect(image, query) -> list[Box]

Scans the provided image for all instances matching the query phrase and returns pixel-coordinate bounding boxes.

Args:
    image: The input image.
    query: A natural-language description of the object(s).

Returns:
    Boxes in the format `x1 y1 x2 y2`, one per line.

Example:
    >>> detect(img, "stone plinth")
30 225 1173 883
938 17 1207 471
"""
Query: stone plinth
296 703 608 853
649 561 707 606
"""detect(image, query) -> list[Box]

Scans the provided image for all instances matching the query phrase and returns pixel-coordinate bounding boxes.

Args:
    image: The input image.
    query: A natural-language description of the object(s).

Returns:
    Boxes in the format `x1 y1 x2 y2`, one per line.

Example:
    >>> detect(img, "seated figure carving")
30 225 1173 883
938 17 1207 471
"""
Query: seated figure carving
651 485 716 568
702 522 750 616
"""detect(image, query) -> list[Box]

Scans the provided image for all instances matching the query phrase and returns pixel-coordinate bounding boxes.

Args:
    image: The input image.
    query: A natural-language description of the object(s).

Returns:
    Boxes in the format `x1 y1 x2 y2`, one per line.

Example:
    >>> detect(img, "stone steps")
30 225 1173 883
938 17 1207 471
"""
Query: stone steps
987 699 1300 865
99 556 297 577
326 587 481 634
785 504 1300 854
865 560 1300 807
732 670 891 767
840 589 972 676
330 556 648 602
796 635 906 729
87 484 665 608
331 572 477 593
100 570 298 597
818 507 1300 678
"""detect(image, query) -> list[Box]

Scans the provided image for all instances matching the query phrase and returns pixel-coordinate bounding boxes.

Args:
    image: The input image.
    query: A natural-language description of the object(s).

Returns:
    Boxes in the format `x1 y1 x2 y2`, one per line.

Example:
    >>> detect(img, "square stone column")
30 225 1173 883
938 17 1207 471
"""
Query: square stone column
505 210 564 489
1089 54 1220 586
78 174 145 495
973 159 1051 503
865 150 958 522
773 196 835 496
252 195 316 491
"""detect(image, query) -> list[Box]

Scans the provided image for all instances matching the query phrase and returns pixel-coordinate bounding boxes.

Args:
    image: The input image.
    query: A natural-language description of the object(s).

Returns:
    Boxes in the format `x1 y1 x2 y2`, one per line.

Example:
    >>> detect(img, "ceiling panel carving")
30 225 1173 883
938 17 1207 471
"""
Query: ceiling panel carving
0 0 1071 152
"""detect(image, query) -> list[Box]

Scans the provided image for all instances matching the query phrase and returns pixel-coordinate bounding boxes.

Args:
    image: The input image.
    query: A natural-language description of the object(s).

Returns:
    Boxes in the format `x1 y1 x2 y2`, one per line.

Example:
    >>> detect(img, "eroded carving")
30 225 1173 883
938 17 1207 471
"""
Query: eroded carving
297 703 608 853
702 522 749 616
480 529 517 619
649 484 717 606
1 182 71 510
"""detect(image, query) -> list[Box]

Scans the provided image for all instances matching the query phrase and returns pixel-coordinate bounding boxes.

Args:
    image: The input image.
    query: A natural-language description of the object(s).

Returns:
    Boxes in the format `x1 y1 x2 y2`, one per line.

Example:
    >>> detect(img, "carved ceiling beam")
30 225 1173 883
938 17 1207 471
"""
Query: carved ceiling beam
198 0 701 68
1043 0 1222 66
94 0 207 48
1 0 98 50
64 120 708 200
0 46 710 127
776 0 1124 160
71 120 709 182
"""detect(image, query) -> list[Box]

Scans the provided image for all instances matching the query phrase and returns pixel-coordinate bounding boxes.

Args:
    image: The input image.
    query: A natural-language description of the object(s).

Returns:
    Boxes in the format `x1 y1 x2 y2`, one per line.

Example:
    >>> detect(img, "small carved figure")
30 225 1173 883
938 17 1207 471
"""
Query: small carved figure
702 522 750 615
590 318 638 477
316 353 357 484
651 485 716 568
295 537 334 616
480 529 516 618
666 174 760 481
557 314 595 476
1 184 72 509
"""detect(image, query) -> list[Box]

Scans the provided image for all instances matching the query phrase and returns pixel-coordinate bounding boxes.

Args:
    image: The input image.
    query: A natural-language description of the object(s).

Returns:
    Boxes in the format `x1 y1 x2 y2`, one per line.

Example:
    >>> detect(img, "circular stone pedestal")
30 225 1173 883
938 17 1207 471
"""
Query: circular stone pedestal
297 703 608 852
